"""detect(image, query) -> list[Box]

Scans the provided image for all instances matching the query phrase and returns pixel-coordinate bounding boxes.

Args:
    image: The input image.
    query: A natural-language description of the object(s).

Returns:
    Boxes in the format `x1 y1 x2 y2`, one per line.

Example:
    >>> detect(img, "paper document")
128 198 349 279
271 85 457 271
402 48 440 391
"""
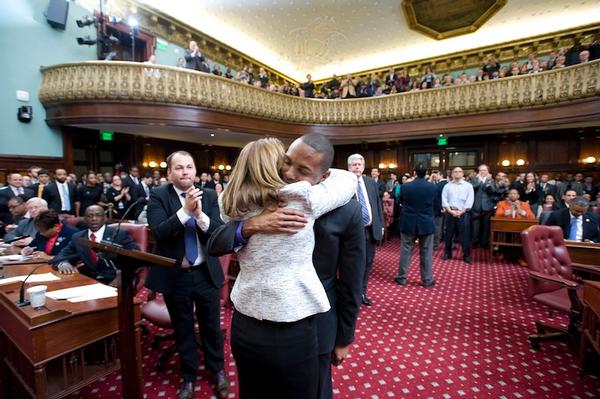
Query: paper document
46 283 117 303
0 272 61 285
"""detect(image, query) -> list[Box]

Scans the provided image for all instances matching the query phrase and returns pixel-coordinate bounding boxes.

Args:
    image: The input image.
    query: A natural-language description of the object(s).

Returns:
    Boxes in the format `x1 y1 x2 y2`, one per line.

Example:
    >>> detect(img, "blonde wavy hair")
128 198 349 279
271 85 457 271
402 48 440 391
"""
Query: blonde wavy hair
221 137 286 219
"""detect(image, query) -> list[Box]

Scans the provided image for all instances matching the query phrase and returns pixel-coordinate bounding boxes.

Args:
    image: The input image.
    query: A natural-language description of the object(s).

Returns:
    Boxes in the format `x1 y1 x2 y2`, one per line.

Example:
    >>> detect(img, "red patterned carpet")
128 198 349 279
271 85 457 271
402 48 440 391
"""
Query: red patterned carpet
69 238 600 399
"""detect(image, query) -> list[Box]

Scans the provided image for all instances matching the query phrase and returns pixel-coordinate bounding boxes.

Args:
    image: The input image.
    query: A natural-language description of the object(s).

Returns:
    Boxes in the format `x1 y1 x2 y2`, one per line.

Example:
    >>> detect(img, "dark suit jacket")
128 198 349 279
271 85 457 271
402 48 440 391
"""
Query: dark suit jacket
373 179 386 198
471 177 498 211
184 50 206 71
52 226 138 281
539 182 558 200
362 176 384 241
204 181 216 190
42 181 77 214
398 177 437 236
30 223 78 256
544 208 600 242
432 180 448 215
0 186 34 225
206 200 366 354
145 183 224 293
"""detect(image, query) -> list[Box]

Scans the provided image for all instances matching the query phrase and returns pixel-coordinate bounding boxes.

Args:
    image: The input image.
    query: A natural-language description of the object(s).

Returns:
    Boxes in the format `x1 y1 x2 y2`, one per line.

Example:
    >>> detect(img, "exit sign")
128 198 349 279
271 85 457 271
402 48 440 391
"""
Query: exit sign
100 131 114 141
437 135 448 146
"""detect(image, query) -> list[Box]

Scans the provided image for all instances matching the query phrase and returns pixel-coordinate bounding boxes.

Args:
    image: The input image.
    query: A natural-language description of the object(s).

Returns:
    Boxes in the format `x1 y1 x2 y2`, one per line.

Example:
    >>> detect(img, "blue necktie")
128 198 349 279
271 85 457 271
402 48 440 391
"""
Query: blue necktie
181 193 199 264
356 179 370 225
568 216 579 241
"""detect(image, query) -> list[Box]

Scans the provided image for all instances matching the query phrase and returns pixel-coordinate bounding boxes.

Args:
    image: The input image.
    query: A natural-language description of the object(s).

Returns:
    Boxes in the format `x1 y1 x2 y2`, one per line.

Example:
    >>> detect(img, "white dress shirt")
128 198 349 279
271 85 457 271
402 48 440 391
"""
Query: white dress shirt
89 225 106 242
173 186 210 266
356 175 373 225
56 181 71 211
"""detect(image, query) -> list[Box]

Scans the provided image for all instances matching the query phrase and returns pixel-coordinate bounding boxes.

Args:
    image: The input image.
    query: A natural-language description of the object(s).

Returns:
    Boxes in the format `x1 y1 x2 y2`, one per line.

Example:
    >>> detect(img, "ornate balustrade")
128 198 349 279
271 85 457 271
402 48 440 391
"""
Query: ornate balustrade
39 60 599 126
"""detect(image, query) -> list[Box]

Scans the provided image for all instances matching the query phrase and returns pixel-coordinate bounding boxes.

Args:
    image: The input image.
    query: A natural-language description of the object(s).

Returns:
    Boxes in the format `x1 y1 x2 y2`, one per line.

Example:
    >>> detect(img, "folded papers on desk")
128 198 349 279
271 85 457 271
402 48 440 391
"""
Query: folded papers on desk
46 283 117 302
0 272 61 285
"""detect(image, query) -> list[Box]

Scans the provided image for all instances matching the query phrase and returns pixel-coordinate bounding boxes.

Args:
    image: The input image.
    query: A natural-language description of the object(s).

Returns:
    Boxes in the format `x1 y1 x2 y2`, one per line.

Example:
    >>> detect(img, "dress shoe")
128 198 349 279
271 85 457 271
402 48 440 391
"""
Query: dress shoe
421 279 436 288
463 256 473 264
361 295 372 306
178 382 194 399
394 277 406 286
442 253 451 260
214 370 229 398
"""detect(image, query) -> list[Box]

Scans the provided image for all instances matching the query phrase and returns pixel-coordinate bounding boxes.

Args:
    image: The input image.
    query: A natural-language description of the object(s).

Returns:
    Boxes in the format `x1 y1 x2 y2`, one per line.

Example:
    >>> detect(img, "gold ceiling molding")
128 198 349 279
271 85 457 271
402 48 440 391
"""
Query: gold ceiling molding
402 0 507 40
39 60 599 126
82 0 298 84
314 23 600 85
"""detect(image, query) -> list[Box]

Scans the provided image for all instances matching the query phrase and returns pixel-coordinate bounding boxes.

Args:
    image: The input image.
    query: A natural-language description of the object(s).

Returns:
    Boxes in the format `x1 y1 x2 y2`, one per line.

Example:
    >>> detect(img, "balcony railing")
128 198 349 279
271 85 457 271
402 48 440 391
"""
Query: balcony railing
39 60 599 125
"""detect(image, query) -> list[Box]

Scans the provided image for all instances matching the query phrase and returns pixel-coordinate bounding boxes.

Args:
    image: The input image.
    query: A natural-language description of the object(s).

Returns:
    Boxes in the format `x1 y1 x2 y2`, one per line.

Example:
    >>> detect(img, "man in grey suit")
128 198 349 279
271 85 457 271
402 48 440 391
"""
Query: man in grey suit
394 165 437 287
348 154 384 306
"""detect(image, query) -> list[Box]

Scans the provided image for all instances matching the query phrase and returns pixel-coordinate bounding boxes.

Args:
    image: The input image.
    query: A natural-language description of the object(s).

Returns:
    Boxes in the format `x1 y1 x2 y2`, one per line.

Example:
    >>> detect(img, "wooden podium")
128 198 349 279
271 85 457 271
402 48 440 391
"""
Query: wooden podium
79 238 175 399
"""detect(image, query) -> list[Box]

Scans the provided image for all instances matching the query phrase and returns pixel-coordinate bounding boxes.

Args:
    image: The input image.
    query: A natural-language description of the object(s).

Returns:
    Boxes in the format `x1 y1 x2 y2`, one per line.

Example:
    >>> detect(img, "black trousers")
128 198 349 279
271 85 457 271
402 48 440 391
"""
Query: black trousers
444 212 471 257
231 310 319 399
471 209 492 247
317 353 333 399
163 265 224 382
362 226 377 295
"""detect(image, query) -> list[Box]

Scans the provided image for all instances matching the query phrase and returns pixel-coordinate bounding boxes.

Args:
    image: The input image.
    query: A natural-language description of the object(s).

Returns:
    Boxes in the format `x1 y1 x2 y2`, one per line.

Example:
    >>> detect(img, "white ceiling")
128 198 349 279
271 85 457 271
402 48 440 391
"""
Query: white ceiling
136 0 600 81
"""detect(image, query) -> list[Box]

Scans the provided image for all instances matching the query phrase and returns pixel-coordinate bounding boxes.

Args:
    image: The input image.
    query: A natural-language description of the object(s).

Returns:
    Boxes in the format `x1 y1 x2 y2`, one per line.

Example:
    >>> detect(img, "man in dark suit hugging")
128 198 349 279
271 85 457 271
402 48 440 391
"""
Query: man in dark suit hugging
544 196 600 242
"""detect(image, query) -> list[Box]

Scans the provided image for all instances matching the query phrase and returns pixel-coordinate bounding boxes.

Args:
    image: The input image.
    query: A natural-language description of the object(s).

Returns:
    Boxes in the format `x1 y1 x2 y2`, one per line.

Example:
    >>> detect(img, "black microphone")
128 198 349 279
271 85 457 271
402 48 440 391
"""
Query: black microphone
101 197 147 248
3 235 30 244
16 263 47 307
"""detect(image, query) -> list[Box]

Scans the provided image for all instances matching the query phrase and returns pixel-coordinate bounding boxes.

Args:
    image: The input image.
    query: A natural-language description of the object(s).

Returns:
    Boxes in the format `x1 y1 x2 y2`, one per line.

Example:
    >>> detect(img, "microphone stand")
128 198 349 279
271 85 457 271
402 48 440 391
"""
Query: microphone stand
16 263 47 307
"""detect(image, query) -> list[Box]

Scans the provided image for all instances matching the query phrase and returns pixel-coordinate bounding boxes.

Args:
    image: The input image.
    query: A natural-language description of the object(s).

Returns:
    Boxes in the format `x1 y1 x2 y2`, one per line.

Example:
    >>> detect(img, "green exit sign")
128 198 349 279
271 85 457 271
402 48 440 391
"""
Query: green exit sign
437 135 448 146
100 131 114 141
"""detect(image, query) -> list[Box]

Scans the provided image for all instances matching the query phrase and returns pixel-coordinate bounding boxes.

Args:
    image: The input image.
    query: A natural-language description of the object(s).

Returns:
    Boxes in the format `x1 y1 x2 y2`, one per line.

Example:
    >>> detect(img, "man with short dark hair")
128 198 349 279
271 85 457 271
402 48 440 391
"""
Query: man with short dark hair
52 205 138 283
470 164 497 249
560 188 578 209
32 169 50 198
4 196 28 233
544 196 600 242
42 169 77 215
394 164 437 287
370 168 386 198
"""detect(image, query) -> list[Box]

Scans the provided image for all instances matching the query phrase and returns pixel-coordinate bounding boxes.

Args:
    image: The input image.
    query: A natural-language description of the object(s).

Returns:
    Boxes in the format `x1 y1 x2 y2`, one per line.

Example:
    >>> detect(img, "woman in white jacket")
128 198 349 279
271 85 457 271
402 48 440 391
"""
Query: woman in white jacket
220 137 355 399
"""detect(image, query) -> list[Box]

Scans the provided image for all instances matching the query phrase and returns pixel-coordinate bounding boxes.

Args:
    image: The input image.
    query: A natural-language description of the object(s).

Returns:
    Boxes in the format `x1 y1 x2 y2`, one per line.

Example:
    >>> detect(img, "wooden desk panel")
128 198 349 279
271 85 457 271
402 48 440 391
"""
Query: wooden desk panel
489 217 538 252
566 242 600 267
0 263 141 399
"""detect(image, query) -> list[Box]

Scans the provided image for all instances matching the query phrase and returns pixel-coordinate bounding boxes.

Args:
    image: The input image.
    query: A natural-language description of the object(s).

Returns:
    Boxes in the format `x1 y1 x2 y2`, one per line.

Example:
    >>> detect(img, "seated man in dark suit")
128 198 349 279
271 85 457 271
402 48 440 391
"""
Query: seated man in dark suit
22 210 78 260
3 197 49 244
544 196 600 242
0 173 35 227
52 205 139 284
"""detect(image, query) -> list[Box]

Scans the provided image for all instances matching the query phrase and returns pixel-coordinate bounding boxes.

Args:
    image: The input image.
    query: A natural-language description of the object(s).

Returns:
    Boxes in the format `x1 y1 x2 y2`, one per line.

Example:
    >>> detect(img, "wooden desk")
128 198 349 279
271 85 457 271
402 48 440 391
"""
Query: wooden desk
566 242 600 267
489 217 538 253
580 280 600 374
0 263 141 399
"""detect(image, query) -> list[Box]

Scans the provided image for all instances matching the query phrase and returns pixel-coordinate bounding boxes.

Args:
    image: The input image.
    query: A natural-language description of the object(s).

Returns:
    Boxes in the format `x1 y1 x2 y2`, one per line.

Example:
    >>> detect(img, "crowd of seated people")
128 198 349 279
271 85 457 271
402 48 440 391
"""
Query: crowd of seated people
379 165 600 262
156 39 599 100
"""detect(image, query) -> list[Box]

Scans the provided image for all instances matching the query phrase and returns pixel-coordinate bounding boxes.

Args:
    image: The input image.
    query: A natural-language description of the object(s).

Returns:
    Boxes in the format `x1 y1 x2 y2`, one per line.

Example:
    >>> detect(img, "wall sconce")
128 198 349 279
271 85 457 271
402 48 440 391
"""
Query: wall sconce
148 161 158 168
225 165 232 171
388 163 397 169
516 159 525 166
584 156 597 164
159 161 167 168
378 163 386 169
501 160 510 167
218 165 225 170
142 162 148 168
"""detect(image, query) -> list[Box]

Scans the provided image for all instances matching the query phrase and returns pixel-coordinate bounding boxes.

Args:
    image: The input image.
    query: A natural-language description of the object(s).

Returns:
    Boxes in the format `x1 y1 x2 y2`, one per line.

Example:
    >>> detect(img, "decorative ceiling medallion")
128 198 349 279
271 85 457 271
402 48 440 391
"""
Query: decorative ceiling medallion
402 0 507 40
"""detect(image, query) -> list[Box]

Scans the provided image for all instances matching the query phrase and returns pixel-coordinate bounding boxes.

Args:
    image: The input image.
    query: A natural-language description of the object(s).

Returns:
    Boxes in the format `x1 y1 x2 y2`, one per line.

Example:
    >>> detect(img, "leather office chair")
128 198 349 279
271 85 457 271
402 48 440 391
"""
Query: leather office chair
62 216 86 230
591 206 600 217
107 223 148 252
520 225 583 350
142 254 233 371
